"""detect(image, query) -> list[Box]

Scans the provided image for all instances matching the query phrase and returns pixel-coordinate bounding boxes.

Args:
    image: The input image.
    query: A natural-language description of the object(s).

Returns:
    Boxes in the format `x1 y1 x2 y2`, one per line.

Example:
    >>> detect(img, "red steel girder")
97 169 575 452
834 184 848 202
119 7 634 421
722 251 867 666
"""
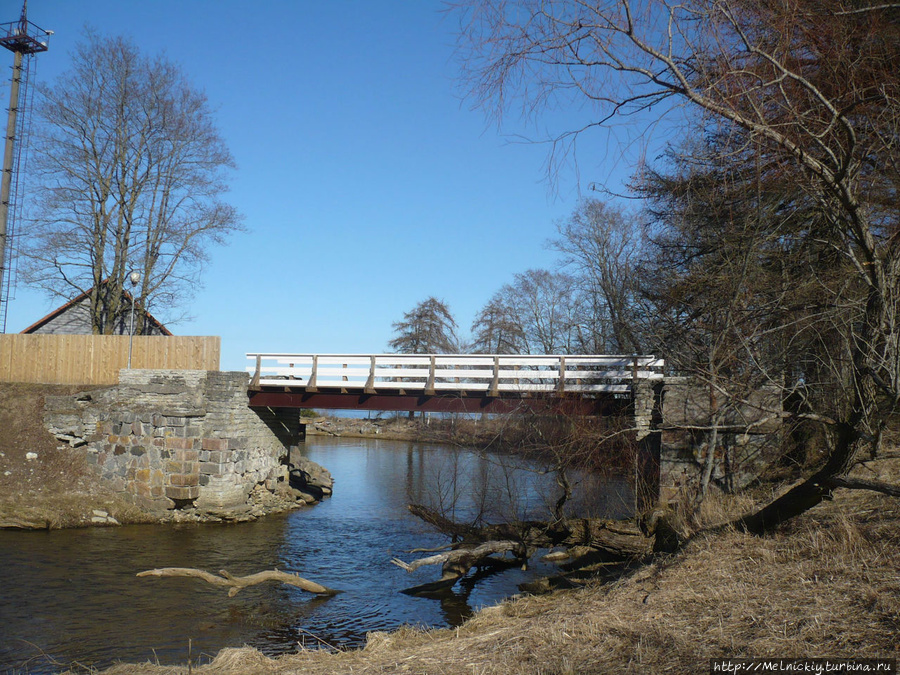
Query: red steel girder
247 389 626 416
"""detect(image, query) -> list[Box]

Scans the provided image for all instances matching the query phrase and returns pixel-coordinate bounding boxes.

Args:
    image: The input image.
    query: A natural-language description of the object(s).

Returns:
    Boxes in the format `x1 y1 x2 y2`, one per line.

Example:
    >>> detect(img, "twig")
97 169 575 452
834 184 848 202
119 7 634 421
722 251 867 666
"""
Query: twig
409 543 455 553
296 627 339 651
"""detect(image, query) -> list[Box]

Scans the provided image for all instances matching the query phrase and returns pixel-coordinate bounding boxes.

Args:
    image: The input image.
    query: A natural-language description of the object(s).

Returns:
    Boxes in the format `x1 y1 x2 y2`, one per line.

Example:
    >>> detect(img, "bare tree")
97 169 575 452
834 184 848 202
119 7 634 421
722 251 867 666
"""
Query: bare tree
638 132 819 501
470 293 527 354
497 268 579 354
389 297 460 354
551 198 645 353
455 0 900 530
22 32 242 333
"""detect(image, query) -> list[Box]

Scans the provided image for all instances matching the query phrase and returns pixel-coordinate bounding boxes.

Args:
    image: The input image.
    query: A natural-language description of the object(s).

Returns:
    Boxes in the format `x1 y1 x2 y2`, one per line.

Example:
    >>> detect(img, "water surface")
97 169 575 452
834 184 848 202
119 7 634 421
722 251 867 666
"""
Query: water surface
0 436 632 672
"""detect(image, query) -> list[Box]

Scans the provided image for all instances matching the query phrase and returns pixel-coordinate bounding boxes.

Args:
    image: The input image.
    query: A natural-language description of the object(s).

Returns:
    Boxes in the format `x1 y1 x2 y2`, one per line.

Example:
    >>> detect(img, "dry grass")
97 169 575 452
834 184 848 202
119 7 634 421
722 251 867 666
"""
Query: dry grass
90 457 900 675
5 384 897 671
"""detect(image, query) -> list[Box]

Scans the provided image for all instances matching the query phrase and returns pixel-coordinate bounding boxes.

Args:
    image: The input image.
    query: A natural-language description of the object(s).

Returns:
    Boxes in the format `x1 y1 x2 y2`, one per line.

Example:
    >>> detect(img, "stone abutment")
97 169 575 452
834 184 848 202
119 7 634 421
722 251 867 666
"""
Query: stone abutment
632 377 784 508
44 370 303 515
656 378 783 504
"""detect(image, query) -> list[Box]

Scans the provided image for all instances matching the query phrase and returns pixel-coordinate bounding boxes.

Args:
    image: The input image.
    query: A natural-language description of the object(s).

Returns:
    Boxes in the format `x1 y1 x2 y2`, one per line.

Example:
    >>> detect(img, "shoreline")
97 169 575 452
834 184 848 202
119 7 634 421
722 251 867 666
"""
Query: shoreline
0 383 313 530
303 415 463 443
76 454 900 673
2 384 898 672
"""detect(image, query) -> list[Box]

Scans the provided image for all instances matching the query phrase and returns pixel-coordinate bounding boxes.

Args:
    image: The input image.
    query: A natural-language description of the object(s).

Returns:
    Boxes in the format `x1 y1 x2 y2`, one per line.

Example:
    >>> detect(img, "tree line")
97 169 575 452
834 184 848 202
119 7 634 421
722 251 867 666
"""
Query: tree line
390 198 645 355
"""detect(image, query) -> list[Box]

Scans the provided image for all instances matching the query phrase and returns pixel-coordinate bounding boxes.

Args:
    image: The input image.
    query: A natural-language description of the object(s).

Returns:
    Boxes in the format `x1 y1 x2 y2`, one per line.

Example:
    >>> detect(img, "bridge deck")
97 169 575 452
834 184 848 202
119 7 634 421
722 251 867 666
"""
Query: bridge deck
246 353 663 414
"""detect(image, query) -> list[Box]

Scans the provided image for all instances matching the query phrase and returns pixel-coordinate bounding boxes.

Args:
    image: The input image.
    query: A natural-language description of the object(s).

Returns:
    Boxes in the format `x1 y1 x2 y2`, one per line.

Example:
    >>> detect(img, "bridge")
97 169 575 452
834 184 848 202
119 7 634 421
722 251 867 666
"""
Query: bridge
246 353 664 415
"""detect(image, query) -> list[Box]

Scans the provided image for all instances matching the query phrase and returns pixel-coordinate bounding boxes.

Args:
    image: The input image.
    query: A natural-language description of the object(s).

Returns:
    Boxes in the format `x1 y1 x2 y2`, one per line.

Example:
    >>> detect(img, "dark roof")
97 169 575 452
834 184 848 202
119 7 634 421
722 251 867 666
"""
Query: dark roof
21 283 173 336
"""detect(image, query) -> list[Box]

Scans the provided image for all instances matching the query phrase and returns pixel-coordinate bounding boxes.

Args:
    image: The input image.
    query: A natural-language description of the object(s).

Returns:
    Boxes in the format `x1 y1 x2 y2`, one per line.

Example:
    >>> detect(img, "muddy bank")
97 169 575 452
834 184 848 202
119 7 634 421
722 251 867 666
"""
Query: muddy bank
305 413 577 449
305 416 433 441
0 383 127 529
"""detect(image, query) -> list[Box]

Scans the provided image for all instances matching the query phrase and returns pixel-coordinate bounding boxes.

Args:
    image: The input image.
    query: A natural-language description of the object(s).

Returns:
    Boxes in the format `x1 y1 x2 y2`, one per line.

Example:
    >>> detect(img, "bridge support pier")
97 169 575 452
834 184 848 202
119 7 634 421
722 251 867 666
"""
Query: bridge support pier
632 380 663 512
655 377 783 505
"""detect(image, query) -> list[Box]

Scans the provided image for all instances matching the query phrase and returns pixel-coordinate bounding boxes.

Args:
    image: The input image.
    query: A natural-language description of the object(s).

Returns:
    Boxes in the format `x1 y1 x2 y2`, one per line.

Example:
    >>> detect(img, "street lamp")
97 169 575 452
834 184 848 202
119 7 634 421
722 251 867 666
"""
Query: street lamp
127 271 141 368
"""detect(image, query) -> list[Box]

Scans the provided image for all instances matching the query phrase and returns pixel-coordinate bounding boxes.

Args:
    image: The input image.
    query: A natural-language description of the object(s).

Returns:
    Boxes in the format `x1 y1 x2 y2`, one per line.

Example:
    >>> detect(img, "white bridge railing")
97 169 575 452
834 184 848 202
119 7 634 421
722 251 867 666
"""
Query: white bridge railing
247 353 663 395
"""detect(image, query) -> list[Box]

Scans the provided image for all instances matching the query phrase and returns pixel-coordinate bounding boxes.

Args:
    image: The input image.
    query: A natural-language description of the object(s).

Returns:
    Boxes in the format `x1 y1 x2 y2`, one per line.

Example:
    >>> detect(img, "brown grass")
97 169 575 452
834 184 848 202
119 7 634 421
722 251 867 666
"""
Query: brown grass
89 457 900 675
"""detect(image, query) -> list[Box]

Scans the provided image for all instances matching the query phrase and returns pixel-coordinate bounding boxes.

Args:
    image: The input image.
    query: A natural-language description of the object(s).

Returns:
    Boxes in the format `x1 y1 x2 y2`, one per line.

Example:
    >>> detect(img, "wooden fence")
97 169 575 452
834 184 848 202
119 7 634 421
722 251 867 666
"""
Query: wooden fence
0 334 220 385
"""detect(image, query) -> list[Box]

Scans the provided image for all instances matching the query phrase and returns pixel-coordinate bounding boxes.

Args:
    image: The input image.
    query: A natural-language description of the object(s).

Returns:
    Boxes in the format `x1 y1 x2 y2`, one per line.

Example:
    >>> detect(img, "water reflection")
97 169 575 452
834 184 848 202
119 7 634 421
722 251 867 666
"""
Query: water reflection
0 436 631 673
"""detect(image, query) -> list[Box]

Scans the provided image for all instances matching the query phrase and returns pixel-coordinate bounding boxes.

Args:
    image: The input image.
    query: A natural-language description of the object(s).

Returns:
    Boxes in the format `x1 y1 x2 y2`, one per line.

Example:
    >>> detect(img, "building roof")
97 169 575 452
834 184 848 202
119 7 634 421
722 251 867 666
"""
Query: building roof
20 284 173 336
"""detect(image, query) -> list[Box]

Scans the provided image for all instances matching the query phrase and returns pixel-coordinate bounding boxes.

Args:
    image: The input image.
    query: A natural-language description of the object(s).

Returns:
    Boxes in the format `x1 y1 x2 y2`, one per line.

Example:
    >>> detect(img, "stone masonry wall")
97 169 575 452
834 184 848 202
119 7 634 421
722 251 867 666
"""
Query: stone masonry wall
657 377 783 503
632 380 663 511
45 370 298 514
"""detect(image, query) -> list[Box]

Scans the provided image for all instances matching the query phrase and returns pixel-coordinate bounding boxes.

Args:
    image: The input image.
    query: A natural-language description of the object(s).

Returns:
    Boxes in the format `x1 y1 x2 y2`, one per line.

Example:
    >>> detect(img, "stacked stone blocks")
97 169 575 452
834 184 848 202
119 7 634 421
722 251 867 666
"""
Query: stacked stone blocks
47 369 298 512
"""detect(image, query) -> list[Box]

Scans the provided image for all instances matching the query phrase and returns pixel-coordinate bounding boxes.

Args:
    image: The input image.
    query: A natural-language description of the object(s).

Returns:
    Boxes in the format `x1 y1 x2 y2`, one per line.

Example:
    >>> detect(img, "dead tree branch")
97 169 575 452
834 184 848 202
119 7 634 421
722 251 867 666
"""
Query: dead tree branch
408 504 651 558
136 567 340 597
392 540 527 595
392 540 524 575
825 477 900 498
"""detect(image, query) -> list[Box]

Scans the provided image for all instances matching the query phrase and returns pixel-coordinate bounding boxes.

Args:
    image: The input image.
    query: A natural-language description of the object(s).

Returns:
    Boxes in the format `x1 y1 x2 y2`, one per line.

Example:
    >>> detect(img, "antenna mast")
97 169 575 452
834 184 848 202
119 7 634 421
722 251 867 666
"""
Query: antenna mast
0 0 50 331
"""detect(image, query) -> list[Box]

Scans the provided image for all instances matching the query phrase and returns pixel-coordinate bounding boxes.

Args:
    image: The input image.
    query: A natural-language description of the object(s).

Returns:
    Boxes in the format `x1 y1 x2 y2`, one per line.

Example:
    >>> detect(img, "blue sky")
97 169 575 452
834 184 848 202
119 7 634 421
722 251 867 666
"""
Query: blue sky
2 1 651 371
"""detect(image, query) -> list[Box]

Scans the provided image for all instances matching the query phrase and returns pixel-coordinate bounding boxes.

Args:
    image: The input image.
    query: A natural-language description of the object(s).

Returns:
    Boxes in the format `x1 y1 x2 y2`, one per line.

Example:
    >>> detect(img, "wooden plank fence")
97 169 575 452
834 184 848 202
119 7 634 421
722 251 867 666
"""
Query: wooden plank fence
0 334 220 385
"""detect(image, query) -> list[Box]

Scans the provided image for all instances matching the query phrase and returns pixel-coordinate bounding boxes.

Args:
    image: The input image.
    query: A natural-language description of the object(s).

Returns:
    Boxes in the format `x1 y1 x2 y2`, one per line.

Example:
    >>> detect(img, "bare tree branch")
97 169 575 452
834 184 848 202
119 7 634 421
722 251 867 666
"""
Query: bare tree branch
23 31 243 332
825 476 900 498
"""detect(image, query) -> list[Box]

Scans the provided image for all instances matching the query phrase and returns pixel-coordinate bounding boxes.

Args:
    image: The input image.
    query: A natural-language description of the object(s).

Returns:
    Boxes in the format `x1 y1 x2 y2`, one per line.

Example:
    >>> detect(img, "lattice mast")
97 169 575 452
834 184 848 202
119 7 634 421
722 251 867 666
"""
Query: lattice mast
0 1 49 331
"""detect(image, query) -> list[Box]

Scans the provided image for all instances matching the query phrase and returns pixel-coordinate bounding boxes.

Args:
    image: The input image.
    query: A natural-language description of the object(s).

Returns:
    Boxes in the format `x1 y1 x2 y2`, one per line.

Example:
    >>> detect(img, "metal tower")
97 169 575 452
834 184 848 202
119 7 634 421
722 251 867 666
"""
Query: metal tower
0 1 50 331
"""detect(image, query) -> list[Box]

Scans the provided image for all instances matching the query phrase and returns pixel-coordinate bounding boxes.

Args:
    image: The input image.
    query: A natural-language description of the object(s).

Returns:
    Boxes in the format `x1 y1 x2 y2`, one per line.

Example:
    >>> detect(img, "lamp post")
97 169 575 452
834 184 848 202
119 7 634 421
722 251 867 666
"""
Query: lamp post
127 271 141 368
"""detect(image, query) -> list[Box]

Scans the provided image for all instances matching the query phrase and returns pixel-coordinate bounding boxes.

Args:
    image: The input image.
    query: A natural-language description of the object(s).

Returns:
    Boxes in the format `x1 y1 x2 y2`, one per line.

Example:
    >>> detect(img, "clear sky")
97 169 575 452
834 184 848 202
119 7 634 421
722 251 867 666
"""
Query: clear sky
2 0 650 372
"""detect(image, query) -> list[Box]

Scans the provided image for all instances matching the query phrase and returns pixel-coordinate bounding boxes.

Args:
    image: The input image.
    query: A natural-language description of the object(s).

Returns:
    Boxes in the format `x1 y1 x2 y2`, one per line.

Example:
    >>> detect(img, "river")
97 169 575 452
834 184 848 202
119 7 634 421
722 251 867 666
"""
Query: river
0 436 632 673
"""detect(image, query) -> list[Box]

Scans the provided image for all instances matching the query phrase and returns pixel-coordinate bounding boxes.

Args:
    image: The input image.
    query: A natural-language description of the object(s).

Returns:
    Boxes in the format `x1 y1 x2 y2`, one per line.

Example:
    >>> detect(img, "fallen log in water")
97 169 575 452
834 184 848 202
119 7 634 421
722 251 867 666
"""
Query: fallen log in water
136 567 340 597
391 540 526 595
399 504 655 593
407 504 651 558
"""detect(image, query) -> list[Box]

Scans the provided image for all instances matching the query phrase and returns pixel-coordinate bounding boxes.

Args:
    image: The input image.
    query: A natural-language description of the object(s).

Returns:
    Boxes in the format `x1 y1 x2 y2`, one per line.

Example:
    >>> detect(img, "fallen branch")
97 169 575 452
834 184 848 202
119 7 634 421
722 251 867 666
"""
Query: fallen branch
136 567 340 597
409 543 456 554
407 504 479 539
392 540 526 595
826 476 900 497
408 503 649 558
392 540 524 574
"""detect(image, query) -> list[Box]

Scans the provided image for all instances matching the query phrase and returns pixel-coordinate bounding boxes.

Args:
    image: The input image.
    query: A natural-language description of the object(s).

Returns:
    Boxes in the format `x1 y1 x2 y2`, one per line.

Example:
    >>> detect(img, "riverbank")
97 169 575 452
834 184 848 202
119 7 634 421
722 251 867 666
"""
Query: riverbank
3 385 898 671
0 386 501 530
305 413 623 465
90 452 899 674
0 383 578 530
0 383 305 529
305 414 510 445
